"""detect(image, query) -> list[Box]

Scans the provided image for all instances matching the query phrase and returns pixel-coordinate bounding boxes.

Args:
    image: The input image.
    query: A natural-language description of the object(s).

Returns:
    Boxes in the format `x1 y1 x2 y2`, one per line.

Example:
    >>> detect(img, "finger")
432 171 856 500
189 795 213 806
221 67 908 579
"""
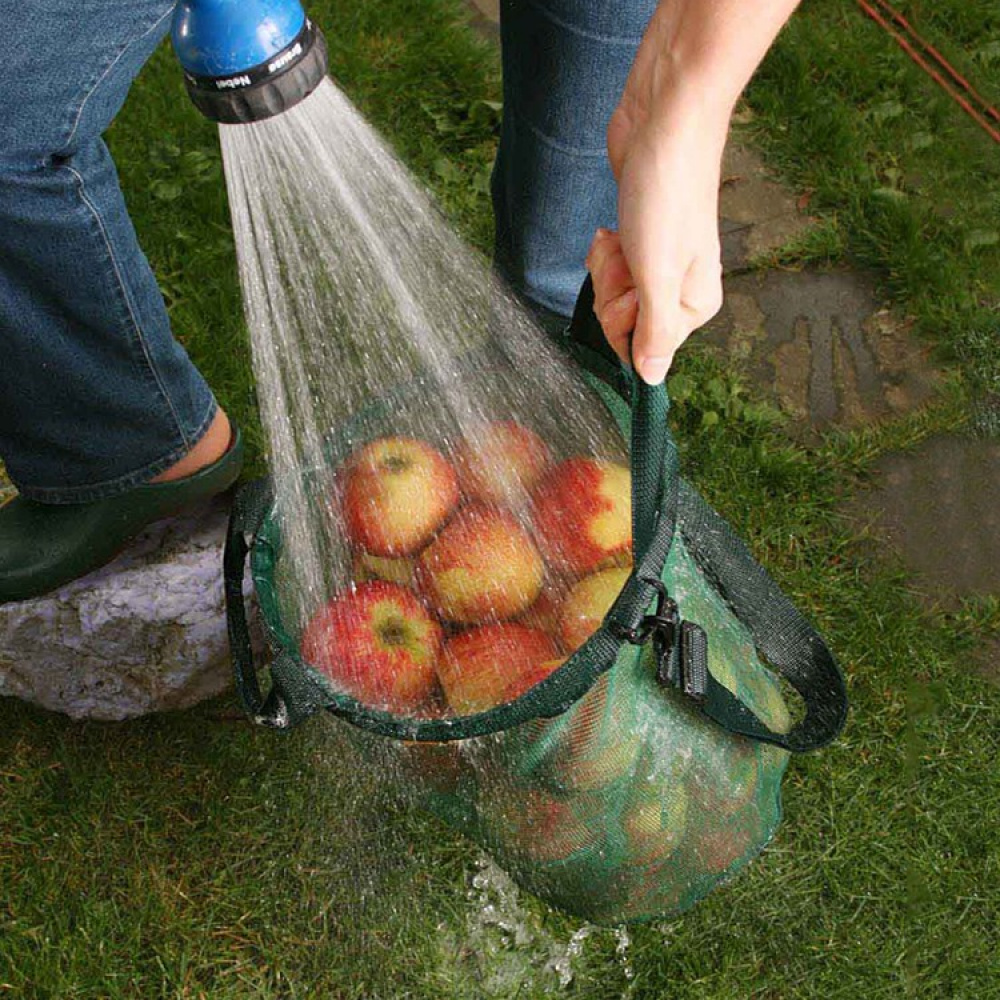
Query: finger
588 235 637 364
587 230 634 311
600 288 639 365
592 247 634 317
584 227 618 274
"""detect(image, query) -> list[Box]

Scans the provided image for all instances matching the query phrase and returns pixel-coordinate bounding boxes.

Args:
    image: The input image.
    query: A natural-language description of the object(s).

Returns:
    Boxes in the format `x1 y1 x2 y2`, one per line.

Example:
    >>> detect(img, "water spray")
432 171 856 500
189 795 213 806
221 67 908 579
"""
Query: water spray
172 0 328 124
189 0 846 933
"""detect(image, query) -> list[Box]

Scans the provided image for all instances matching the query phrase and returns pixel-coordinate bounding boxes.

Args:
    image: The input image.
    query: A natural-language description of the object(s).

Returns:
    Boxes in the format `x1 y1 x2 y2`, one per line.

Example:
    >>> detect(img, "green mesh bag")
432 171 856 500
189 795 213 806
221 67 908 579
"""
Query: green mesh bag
224 277 847 925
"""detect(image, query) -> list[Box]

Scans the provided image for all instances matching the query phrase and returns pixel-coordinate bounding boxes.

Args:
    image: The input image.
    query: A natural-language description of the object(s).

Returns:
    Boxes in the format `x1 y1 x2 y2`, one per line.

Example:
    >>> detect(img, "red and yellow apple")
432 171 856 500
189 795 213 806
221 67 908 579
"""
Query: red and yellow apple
538 674 641 792
689 740 760 816
395 739 472 797
518 582 568 640
693 823 756 876
300 580 442 714
477 782 592 864
558 566 631 651
416 504 544 624
438 623 559 714
339 436 459 556
530 458 632 577
454 420 551 507
621 784 689 867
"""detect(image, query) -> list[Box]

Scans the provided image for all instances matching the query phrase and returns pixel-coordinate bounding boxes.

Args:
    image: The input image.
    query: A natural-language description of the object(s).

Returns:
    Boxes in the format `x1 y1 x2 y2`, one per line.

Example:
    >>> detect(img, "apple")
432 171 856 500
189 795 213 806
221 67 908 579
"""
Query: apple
689 739 760 816
518 582 568 640
693 823 756 876
477 781 593 864
621 783 689 866
339 436 459 556
535 673 641 792
353 550 416 589
558 566 631 651
614 865 686 923
454 420 551 507
438 624 559 714
395 739 472 798
416 504 544 624
530 458 632 577
300 580 442 714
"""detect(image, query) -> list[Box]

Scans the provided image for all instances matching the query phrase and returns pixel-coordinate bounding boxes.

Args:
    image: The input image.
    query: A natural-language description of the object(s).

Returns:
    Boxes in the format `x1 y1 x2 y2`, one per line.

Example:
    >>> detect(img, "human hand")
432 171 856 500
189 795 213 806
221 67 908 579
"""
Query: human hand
586 82 728 386
586 0 800 384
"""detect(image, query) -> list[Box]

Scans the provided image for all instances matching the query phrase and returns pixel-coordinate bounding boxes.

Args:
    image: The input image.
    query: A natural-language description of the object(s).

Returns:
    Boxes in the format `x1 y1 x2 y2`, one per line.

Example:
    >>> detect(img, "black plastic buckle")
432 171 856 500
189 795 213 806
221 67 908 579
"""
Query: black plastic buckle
609 576 709 703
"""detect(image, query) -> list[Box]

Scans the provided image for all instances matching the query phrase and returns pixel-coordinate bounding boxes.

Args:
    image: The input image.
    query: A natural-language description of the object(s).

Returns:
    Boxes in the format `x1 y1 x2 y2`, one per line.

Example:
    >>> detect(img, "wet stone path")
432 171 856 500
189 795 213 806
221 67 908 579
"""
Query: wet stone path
839 435 1000 610
701 268 942 432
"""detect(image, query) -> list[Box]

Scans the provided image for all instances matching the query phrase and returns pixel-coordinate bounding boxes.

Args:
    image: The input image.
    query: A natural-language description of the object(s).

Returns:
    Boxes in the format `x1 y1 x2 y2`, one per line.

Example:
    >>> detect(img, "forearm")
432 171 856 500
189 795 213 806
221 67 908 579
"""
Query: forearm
621 0 800 139
593 0 801 381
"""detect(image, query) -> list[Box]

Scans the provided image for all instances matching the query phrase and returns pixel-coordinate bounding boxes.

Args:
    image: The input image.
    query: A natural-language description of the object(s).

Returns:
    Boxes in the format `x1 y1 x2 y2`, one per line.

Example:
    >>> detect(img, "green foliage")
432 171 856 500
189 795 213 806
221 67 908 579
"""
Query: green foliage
956 323 1000 436
669 367 785 435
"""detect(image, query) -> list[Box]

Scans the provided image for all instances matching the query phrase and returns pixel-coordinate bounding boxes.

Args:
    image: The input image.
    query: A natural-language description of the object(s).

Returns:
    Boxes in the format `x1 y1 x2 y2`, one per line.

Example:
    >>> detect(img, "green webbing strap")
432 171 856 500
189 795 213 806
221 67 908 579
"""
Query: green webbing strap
568 276 677 568
566 275 846 752
224 477 328 729
678 483 848 751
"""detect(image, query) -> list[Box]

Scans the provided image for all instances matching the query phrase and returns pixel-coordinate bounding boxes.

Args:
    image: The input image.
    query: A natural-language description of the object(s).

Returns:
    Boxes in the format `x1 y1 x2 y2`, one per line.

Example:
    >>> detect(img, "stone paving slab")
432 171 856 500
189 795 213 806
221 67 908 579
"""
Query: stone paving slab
465 0 499 39
838 434 1000 610
0 495 261 721
468 0 498 18
700 267 942 433
719 139 815 273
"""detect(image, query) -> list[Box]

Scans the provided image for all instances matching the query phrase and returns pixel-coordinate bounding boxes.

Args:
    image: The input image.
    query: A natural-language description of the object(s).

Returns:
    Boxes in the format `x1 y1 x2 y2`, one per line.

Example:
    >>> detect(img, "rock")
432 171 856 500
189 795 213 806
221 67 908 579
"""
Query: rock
465 0 499 38
719 142 817 272
468 0 498 21
0 496 263 721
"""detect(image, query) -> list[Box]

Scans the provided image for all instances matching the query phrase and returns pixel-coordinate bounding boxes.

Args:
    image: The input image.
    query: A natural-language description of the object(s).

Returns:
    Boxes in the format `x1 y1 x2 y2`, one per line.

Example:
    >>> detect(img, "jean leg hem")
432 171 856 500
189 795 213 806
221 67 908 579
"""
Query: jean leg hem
517 285 573 321
15 398 219 504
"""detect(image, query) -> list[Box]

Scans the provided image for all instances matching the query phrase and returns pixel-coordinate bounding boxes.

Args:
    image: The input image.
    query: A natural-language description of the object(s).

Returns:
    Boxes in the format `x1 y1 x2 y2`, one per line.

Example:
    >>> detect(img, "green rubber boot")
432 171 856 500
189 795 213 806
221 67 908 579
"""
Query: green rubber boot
0 428 245 604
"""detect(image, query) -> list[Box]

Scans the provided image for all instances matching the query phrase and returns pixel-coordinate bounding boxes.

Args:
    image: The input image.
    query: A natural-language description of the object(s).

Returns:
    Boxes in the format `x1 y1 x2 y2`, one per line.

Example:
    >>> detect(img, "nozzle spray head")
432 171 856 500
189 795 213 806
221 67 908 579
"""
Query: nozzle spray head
172 0 328 124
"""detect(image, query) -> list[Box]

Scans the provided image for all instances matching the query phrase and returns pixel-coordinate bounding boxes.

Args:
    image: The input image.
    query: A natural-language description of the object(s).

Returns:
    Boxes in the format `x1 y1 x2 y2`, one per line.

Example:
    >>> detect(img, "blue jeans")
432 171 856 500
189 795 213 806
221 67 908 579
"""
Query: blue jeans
493 0 656 317
0 0 214 502
0 0 653 502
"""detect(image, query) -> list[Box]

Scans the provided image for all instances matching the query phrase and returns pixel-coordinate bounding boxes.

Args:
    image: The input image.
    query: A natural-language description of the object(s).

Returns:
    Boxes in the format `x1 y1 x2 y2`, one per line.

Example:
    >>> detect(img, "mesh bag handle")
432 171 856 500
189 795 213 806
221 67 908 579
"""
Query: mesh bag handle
224 277 847 751
224 477 330 729
566 275 847 752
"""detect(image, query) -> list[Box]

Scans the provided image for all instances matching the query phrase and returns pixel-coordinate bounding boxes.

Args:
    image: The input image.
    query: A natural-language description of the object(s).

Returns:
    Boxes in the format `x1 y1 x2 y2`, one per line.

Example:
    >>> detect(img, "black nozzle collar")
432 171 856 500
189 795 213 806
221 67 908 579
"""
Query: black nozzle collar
184 19 328 124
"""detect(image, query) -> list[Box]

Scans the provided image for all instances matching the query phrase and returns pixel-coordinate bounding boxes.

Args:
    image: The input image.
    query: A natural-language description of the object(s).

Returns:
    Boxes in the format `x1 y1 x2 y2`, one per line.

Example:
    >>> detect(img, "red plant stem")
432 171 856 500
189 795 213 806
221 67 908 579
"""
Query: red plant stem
856 0 1000 145
870 0 1000 124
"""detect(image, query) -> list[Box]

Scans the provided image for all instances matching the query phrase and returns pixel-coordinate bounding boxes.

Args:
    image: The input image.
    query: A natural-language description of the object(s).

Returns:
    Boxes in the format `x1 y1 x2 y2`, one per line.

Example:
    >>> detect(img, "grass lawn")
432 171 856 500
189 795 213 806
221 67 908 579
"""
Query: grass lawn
2 0 997 997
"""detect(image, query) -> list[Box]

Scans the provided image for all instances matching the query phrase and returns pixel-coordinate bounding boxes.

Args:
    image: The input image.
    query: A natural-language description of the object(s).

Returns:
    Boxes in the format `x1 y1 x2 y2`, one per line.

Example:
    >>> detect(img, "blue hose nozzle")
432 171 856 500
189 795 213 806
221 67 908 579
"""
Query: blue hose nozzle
173 0 328 124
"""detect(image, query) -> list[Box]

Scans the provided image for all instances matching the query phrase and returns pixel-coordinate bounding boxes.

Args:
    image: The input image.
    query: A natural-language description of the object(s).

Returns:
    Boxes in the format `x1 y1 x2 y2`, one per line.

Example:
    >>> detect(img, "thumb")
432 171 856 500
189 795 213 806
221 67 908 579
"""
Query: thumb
630 279 685 385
